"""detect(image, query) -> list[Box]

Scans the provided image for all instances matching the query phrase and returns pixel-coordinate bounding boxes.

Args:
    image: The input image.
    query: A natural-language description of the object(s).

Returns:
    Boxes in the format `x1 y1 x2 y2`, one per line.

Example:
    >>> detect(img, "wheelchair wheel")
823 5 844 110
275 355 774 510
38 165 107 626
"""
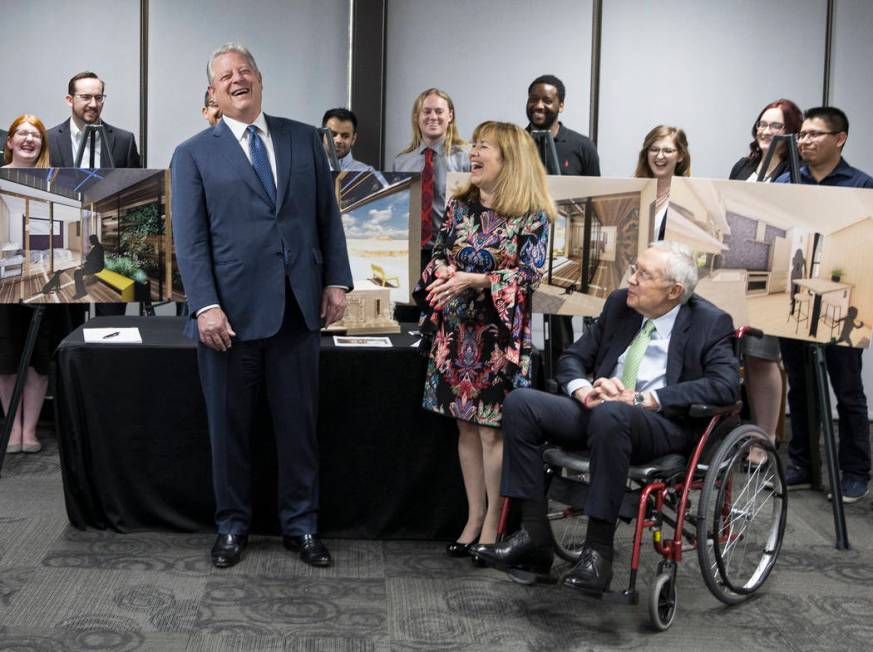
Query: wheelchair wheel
648 571 677 631
696 424 787 605
547 498 586 563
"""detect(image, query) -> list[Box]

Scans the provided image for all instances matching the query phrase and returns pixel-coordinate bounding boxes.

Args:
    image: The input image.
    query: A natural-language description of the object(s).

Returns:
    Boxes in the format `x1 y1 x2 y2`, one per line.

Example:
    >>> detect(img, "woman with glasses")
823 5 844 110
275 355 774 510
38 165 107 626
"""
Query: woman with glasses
730 99 803 182
729 99 803 465
414 121 554 560
1 115 52 454
634 125 690 241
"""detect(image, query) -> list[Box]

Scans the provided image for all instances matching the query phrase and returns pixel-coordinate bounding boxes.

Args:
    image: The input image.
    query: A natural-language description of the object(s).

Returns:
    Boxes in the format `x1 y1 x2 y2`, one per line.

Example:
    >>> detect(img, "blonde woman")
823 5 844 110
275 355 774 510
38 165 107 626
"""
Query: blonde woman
414 121 555 557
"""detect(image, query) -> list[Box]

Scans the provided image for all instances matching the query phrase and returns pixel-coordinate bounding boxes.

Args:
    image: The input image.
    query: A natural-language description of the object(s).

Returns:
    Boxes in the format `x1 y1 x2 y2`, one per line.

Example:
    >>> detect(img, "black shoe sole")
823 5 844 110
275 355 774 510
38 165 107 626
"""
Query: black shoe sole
506 567 556 585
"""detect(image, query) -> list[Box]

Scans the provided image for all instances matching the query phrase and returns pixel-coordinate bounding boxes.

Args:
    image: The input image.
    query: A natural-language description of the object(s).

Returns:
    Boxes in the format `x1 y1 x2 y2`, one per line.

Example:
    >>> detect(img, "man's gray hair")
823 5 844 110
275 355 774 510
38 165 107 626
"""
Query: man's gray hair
207 42 260 84
649 240 698 303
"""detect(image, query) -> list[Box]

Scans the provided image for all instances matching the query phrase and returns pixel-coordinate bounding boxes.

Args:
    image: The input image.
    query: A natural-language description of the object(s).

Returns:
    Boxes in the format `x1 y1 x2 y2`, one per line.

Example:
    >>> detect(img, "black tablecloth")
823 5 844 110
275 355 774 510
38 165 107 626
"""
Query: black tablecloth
54 317 469 539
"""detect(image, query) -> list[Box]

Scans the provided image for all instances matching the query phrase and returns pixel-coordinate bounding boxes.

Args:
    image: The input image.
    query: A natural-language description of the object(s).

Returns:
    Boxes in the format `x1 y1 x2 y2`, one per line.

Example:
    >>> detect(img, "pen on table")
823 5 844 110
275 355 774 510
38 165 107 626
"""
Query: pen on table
102 331 120 339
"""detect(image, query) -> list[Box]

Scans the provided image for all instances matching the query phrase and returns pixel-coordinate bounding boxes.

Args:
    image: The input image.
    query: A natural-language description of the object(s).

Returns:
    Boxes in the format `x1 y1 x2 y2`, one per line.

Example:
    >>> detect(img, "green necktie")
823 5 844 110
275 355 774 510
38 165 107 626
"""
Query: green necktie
621 320 655 390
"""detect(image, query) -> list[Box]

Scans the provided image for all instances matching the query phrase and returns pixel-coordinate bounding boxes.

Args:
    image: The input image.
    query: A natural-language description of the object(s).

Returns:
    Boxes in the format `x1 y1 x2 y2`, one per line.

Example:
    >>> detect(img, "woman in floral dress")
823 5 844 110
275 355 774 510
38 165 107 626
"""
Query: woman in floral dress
414 121 556 555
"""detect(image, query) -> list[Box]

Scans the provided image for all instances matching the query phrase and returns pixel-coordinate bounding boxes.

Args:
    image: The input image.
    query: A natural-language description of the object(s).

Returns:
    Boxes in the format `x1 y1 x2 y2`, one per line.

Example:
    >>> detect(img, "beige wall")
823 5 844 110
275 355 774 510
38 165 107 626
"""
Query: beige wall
820 220 873 324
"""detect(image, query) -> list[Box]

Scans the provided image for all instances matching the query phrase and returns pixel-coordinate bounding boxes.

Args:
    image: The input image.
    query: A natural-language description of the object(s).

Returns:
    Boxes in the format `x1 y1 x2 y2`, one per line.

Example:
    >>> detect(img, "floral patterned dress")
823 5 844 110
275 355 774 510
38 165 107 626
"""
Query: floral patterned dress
414 198 548 427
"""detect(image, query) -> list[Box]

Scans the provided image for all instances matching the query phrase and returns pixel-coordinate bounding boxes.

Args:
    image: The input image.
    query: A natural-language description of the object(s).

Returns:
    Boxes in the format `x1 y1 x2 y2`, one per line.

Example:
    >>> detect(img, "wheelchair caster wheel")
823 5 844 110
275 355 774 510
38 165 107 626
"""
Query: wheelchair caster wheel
648 572 677 631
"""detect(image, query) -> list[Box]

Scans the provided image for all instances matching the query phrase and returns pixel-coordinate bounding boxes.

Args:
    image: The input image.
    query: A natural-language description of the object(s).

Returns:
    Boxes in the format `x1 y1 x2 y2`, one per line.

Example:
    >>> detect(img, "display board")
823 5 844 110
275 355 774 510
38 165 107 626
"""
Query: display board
447 173 873 348
0 168 173 304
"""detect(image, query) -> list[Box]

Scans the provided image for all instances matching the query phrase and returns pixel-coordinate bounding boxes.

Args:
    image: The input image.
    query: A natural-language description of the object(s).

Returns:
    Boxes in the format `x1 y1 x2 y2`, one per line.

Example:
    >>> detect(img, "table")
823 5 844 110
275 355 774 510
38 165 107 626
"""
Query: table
794 278 852 338
54 317 475 539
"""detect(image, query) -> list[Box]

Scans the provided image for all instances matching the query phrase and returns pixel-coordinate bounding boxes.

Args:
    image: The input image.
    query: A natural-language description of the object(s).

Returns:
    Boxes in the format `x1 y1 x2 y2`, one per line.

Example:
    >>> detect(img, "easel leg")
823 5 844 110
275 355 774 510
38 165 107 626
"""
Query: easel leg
0 305 46 477
811 344 850 550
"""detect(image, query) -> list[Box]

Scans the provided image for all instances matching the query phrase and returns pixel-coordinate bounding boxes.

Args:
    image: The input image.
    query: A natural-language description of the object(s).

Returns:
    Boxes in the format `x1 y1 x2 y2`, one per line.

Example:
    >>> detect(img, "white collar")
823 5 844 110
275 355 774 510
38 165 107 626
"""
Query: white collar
646 303 682 339
69 117 103 138
222 112 269 142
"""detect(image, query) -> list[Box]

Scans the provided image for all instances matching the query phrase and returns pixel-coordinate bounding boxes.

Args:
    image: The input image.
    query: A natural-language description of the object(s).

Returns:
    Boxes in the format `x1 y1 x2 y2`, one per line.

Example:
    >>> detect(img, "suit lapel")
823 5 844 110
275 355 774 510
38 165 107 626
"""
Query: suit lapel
600 308 642 377
267 115 292 211
102 122 117 168
212 120 272 206
57 121 74 167
666 303 691 384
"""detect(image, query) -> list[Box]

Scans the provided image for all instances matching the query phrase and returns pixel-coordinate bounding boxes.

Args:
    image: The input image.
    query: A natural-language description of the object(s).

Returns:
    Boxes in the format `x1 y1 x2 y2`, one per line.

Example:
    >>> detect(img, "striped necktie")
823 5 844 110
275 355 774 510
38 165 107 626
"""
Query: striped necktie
621 319 655 390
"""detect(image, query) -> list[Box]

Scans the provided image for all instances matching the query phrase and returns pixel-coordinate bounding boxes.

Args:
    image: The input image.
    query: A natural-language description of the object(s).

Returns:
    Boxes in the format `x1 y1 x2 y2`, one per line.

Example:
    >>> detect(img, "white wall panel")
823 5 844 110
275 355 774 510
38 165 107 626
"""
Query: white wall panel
148 0 350 167
0 0 140 149
831 0 873 172
598 0 827 179
385 0 593 165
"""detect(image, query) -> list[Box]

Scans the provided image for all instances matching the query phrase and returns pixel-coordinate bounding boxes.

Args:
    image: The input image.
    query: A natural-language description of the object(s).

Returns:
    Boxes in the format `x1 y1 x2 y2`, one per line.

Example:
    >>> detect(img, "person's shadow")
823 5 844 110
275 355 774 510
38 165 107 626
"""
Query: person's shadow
42 235 105 298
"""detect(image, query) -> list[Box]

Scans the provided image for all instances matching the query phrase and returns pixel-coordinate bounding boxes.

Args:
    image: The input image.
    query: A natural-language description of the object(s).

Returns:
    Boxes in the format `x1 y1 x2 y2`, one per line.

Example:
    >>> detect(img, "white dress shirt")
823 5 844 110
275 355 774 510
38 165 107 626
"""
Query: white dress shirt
69 118 102 168
566 303 682 409
221 113 277 184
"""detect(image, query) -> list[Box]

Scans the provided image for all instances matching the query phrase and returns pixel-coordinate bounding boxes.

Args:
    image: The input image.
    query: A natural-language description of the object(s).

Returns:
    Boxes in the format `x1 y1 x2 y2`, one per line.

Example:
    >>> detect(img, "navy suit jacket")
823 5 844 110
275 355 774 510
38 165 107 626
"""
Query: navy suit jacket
556 289 738 437
47 120 141 168
171 115 352 341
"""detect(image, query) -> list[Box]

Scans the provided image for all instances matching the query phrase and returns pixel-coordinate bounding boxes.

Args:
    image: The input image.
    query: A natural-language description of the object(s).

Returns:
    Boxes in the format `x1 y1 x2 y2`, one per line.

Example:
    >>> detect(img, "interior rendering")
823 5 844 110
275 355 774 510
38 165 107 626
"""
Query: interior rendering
0 168 173 304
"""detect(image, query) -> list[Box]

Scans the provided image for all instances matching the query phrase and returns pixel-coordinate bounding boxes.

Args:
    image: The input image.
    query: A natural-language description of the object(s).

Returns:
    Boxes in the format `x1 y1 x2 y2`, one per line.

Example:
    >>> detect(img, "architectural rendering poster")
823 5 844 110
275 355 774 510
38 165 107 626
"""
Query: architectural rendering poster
668 177 873 348
336 170 420 305
0 168 173 304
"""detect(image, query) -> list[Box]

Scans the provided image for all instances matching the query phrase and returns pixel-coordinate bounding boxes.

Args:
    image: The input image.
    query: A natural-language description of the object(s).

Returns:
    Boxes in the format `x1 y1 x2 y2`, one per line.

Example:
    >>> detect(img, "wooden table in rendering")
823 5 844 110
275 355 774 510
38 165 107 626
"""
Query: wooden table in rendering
794 278 852 338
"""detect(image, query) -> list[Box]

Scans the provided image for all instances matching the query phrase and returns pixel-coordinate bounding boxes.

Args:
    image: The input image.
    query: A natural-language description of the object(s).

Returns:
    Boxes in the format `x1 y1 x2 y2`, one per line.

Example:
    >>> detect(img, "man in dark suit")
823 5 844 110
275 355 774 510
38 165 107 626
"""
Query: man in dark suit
72 235 105 298
474 242 738 595
171 43 352 570
47 71 141 169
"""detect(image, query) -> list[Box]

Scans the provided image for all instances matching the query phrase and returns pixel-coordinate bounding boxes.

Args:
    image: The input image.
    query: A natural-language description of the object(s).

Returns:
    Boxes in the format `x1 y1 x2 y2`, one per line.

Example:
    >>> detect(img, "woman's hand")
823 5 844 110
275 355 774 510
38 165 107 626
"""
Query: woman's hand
426 267 490 309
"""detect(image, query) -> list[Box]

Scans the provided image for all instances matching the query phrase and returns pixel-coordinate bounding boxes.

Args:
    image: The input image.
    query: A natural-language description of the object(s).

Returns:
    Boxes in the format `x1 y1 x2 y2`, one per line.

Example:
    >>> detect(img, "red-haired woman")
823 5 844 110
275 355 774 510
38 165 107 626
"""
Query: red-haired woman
1 115 52 454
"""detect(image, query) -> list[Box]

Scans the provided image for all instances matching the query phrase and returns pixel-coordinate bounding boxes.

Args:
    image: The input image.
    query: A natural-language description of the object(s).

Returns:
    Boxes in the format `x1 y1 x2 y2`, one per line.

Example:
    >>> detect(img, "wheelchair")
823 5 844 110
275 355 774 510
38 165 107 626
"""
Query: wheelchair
530 327 787 630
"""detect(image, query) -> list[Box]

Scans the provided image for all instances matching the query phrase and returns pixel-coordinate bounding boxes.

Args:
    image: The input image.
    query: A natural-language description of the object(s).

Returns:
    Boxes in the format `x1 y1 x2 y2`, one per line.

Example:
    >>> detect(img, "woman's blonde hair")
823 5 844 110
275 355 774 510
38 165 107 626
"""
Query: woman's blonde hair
399 88 466 157
634 125 691 178
454 121 556 222
4 115 50 168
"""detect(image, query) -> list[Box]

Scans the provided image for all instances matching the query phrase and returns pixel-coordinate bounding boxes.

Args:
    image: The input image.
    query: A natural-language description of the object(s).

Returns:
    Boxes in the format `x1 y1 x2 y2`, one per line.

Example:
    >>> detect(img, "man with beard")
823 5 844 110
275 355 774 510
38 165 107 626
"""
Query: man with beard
525 74 599 176
526 74 601 358
47 71 141 168
321 108 373 172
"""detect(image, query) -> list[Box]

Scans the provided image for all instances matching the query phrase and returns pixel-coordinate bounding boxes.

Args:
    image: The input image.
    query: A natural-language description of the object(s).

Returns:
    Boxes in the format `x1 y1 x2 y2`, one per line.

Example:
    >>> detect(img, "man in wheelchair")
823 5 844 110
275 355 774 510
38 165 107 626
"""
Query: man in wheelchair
473 241 739 595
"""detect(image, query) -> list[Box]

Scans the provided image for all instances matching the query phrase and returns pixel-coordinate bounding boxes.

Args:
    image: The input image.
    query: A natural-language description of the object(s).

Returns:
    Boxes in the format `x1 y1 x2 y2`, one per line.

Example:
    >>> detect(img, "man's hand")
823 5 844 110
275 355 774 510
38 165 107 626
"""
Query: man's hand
592 377 626 400
321 287 347 327
573 386 602 409
197 307 236 351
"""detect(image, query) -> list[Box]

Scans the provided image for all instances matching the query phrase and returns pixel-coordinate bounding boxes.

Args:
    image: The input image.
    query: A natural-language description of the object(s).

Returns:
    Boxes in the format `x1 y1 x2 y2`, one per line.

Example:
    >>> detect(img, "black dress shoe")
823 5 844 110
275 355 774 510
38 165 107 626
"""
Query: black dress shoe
446 539 477 558
470 529 553 576
211 533 248 568
283 534 332 567
562 545 613 595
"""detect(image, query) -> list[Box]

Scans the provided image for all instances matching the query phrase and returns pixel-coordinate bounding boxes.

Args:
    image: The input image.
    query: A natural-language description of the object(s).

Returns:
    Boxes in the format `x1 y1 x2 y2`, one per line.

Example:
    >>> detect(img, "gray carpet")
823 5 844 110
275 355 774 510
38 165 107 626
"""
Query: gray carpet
2 427 873 651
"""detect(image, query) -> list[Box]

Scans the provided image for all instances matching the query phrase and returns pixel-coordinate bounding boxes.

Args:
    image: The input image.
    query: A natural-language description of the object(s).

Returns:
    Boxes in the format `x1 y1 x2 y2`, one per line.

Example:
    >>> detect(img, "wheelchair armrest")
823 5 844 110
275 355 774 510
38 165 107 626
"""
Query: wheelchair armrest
688 401 742 419
737 326 764 341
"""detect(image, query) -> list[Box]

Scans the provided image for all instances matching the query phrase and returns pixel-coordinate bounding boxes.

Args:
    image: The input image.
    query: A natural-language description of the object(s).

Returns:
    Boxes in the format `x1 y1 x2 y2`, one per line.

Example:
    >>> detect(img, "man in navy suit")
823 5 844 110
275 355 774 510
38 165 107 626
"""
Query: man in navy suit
171 43 352 569
474 242 738 594
47 71 141 168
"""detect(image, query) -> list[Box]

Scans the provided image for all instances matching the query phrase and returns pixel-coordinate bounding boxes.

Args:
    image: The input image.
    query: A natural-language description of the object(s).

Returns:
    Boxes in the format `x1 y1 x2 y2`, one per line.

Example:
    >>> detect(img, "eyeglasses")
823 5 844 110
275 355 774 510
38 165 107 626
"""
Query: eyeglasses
648 147 677 156
755 120 784 131
628 263 665 283
796 130 838 141
13 130 42 141
73 94 107 103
